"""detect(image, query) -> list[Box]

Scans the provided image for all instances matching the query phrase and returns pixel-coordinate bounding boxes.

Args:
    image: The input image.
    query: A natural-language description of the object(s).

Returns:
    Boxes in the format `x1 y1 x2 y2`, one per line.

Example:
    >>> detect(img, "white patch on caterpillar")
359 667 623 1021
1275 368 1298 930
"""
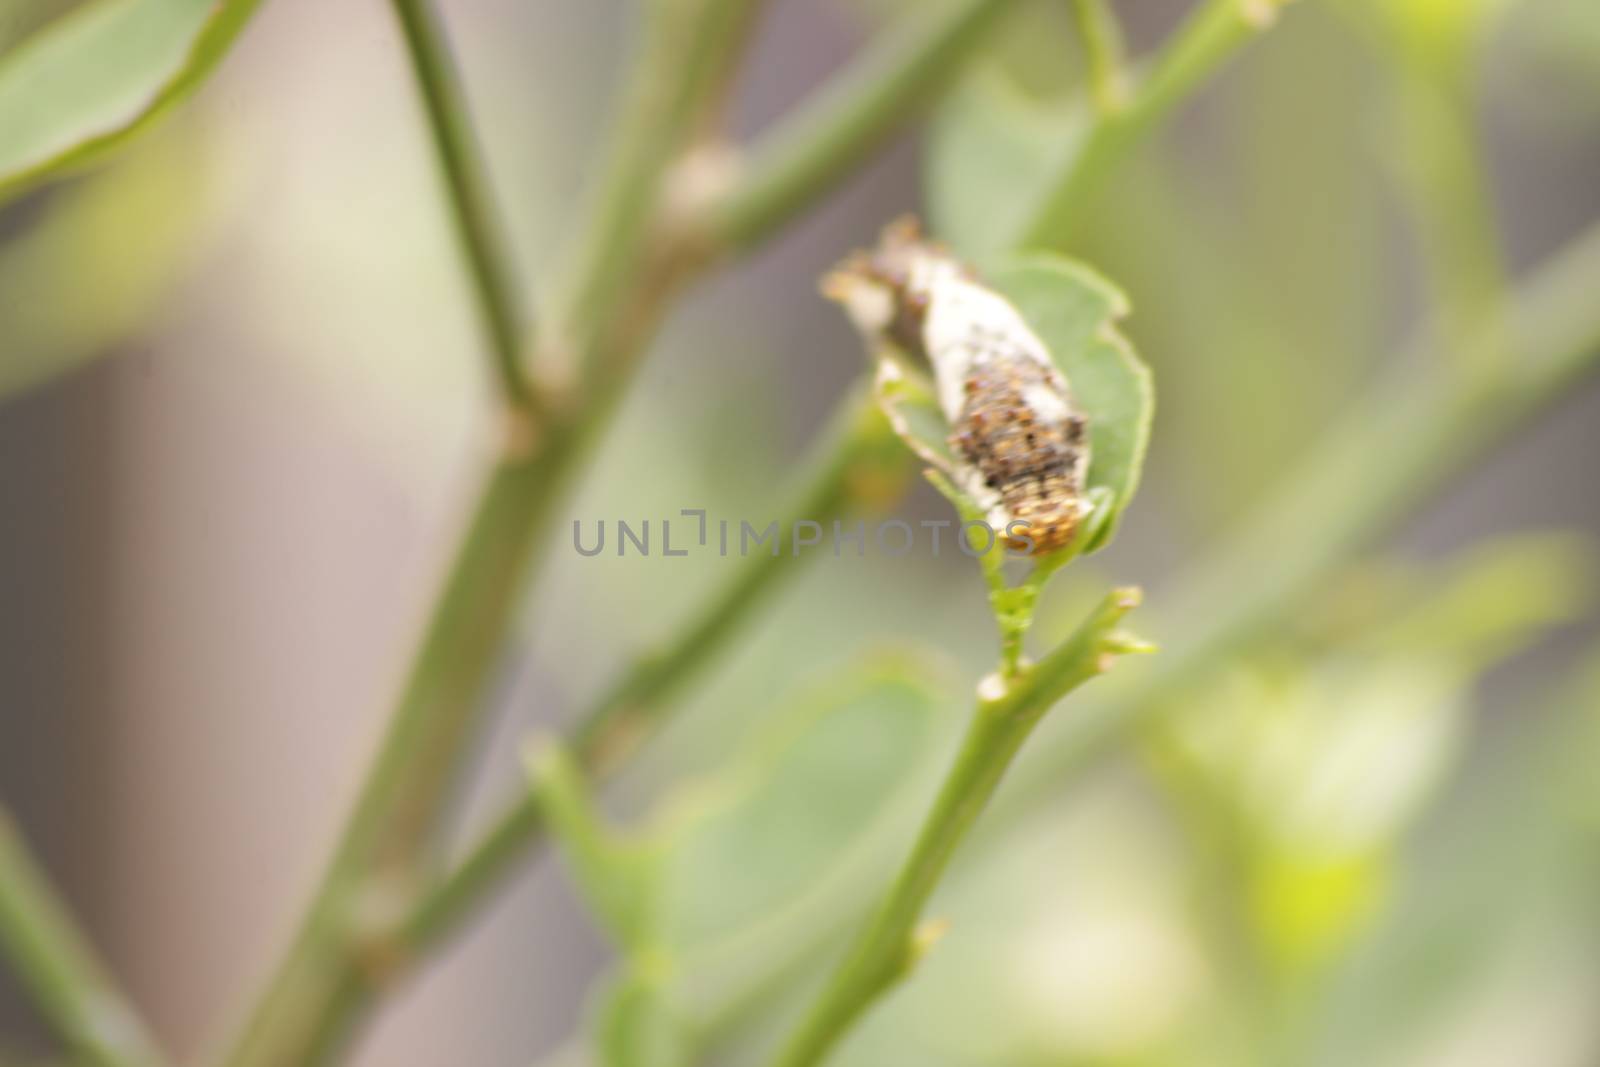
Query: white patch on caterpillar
917 273 1057 422
1020 381 1073 425
833 277 896 337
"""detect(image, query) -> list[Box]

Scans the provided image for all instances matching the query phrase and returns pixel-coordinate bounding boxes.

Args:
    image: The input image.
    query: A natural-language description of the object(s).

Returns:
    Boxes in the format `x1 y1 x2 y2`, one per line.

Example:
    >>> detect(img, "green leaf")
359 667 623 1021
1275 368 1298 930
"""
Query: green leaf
658 656 944 956
0 129 212 398
989 256 1152 552
925 65 1083 264
1358 532 1595 662
0 0 264 202
1347 0 1515 65
1304 659 1600 1066
562 655 947 1057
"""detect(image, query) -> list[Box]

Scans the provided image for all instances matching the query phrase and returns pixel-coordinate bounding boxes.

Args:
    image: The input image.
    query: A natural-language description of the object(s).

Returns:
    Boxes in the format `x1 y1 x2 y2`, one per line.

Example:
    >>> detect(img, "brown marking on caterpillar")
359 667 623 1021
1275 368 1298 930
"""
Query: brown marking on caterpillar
950 362 1088 555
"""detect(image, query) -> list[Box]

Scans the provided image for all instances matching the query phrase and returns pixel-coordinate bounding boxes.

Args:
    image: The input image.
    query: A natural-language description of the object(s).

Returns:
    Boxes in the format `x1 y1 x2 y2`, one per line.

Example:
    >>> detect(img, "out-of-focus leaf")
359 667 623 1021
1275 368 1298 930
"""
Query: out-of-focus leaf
925 65 1081 265
1504 0 1600 114
1150 658 1468 985
659 655 944 956
1253 849 1383 979
1305 656 1600 1067
1168 661 1470 863
871 254 1151 556
1334 0 1525 74
551 652 950 1054
0 128 212 398
1304 533 1594 661
1360 533 1594 661
0 0 263 201
1149 536 1591 1003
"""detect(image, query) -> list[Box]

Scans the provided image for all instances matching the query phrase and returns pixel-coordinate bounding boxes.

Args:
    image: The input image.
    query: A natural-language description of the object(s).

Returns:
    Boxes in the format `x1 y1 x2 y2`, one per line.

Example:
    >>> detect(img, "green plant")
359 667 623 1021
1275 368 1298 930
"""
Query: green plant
3 1 1600 1066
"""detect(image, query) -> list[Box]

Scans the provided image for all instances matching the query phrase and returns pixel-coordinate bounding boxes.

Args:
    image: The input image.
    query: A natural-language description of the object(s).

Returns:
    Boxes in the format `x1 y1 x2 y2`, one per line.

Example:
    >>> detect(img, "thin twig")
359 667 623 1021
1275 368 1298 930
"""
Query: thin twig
1070 0 1129 116
390 0 539 413
709 0 1025 254
0 812 167 1067
1389 62 1507 381
1023 0 1298 249
558 0 768 387
763 590 1151 1067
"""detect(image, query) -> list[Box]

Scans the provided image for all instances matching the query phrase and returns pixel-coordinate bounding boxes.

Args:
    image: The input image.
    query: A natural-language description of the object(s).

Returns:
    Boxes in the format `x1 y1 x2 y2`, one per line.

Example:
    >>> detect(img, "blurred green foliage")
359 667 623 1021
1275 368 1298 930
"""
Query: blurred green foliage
3 1 1600 1066
0 0 263 201
536 656 951 1065
0 128 211 395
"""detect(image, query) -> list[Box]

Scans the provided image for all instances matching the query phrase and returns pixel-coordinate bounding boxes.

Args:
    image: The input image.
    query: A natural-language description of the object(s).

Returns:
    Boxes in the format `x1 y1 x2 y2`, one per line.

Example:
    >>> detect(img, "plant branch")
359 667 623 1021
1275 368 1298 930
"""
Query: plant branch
389 0 538 413
1070 0 1129 116
1023 0 1296 249
708 0 1025 254
1389 62 1507 381
214 2 784 1062
557 0 767 386
763 589 1150 1067
0 812 167 1067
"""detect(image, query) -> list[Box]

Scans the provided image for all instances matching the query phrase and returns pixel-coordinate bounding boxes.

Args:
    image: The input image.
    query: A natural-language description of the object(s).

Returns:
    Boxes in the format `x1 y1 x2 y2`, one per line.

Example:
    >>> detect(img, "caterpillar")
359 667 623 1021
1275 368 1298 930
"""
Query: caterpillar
824 218 1090 555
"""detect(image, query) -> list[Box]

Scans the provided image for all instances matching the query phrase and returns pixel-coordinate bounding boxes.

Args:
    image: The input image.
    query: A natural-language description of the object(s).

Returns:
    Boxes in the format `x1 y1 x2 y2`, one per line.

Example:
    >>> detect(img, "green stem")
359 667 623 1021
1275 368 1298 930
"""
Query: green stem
1070 0 1129 116
1023 0 1295 249
558 0 766 383
764 589 1148 1067
215 2 776 1062
1331 3 1506 381
923 469 1030 677
389 0 537 411
0 812 167 1067
402 788 548 951
709 0 1025 253
525 744 660 953
1390 64 1507 381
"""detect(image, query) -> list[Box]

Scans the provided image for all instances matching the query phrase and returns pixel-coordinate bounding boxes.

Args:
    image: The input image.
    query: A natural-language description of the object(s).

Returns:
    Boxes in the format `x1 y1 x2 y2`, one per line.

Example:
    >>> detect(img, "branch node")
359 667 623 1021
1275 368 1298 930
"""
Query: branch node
342 875 418 990
907 917 952 971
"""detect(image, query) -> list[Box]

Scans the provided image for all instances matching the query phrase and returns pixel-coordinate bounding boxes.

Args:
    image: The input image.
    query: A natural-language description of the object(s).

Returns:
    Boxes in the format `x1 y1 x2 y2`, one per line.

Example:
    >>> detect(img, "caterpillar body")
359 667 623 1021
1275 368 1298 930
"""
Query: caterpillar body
825 219 1090 555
